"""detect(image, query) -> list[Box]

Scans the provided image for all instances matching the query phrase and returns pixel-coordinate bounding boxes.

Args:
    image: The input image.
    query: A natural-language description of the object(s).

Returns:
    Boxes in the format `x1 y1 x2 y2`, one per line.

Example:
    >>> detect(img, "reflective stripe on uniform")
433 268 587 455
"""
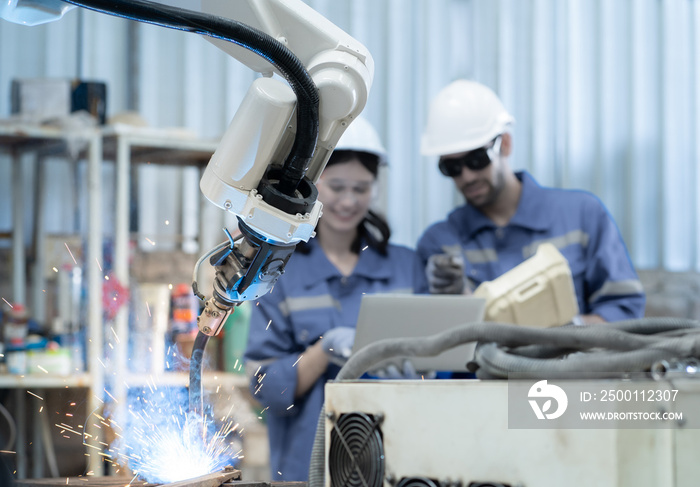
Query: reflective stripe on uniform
464 248 498 264
522 230 590 258
278 294 341 317
588 279 645 304
439 243 498 264
389 287 413 294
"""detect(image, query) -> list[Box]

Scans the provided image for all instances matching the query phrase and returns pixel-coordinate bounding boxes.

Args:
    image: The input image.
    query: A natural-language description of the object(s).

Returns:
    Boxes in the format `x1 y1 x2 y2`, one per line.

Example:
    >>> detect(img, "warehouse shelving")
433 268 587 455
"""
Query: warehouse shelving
0 123 104 479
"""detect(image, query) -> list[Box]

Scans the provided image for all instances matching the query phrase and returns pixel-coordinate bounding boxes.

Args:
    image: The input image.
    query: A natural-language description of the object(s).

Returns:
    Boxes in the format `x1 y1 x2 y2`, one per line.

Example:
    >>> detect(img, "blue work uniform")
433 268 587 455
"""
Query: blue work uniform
243 238 426 481
417 171 645 321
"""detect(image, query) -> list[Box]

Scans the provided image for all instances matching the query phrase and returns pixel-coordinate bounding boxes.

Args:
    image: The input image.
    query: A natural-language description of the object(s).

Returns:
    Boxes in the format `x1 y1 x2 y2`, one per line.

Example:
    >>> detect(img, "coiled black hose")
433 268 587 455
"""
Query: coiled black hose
64 0 319 195
188 331 210 416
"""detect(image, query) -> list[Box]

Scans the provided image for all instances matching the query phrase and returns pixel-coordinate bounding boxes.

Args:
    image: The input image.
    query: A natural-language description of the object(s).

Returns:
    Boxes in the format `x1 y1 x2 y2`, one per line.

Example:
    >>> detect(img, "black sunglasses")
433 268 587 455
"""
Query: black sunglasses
438 135 502 177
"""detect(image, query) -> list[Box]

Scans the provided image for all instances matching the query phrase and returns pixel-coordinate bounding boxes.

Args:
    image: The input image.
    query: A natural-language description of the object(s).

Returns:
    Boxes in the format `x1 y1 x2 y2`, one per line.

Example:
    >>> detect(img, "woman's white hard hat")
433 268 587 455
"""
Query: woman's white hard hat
335 116 387 164
421 79 514 157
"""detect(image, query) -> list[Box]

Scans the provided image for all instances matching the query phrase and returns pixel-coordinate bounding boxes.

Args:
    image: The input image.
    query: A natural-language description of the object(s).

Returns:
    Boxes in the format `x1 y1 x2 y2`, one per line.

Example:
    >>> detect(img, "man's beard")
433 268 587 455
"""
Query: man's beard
463 169 505 209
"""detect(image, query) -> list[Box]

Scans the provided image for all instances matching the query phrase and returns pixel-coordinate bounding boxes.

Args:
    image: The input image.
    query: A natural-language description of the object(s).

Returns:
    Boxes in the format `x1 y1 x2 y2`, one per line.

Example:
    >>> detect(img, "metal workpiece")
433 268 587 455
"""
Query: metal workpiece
161 467 240 487
15 470 308 487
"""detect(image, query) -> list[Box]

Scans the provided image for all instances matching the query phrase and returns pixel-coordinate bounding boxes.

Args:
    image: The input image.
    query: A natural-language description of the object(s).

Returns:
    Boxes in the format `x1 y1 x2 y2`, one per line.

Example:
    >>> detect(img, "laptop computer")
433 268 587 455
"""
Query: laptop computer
351 294 486 372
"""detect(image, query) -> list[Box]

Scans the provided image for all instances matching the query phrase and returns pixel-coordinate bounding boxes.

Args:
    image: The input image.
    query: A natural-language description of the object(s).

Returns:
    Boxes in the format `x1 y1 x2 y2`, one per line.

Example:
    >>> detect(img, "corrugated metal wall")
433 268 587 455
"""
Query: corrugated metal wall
1 0 699 271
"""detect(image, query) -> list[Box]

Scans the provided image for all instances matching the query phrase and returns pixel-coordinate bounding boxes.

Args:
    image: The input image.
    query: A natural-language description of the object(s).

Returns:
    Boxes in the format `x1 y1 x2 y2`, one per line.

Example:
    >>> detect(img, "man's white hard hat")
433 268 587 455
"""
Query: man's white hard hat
421 80 514 157
335 116 387 164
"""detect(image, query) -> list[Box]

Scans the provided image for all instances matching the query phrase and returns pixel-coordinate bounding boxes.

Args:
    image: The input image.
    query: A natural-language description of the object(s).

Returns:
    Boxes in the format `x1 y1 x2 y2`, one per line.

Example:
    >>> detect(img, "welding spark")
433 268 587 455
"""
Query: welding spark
64 242 78 264
145 237 156 246
110 326 121 344
107 386 240 484
55 424 82 436
1 298 12 308
26 391 44 400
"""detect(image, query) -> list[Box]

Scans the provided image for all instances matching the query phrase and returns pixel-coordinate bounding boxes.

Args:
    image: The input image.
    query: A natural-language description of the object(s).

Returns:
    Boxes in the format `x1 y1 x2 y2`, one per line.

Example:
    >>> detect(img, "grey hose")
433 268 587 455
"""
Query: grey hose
307 317 700 487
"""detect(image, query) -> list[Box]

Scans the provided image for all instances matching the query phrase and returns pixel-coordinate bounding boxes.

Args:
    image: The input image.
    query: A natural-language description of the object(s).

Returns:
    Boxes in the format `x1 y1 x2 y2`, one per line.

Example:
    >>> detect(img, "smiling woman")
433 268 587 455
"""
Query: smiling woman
240 117 428 482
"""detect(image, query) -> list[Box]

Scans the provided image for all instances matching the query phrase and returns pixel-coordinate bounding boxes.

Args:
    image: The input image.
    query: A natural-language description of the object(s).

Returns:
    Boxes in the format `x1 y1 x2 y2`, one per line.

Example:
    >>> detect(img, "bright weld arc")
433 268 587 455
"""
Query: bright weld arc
106 385 241 484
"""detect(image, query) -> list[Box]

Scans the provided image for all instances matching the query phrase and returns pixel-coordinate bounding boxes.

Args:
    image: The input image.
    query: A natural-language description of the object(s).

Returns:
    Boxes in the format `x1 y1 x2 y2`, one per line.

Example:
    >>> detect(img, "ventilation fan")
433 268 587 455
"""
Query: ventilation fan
396 477 442 487
328 412 385 487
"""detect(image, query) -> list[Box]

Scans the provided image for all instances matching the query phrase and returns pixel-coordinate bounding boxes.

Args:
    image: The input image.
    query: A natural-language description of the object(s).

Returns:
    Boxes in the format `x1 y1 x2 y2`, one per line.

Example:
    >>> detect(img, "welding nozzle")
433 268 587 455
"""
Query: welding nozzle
196 297 234 336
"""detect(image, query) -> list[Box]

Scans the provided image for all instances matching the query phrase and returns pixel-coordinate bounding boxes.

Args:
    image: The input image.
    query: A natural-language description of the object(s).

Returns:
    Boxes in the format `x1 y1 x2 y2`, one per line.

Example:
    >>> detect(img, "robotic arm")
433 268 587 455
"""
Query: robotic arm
191 0 374 337
2 0 373 418
2 0 373 337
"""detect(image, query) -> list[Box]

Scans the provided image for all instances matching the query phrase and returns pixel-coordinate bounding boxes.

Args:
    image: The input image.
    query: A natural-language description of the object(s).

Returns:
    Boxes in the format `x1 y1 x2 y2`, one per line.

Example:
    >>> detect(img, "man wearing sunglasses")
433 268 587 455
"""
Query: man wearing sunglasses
416 80 645 324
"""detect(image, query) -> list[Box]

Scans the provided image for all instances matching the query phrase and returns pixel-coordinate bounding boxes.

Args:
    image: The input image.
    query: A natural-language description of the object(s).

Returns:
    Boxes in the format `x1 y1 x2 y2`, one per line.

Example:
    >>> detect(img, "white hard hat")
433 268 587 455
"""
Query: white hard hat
335 116 387 164
421 80 514 156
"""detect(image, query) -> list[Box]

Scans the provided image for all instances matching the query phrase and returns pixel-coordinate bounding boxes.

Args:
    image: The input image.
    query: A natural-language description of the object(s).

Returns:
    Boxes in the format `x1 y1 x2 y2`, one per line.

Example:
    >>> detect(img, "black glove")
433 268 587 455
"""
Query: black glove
426 253 466 294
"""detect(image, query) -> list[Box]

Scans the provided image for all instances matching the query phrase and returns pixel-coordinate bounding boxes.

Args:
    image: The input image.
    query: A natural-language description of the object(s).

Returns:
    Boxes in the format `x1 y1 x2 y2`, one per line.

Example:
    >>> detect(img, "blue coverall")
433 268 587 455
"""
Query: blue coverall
417 171 645 321
243 238 426 481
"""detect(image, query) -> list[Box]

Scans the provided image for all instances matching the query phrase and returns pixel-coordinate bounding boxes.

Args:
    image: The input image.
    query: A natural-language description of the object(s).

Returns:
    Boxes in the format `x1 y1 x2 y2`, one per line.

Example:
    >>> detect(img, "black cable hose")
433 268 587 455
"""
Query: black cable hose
189 331 211 415
64 0 319 195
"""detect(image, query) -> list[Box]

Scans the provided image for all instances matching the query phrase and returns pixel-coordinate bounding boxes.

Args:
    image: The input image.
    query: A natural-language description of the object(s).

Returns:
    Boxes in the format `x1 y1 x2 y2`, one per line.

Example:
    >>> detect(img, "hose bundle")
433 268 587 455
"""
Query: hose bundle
308 317 700 487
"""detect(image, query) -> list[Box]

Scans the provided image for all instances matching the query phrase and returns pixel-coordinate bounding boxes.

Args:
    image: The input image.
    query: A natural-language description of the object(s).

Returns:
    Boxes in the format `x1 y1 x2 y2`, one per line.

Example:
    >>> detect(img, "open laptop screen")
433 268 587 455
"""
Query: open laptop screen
351 294 486 372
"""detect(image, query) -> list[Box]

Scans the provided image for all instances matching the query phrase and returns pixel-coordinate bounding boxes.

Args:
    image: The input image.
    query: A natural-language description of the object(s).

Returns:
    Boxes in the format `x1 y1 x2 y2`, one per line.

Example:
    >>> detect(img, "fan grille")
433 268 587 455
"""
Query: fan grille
329 412 384 487
396 478 441 487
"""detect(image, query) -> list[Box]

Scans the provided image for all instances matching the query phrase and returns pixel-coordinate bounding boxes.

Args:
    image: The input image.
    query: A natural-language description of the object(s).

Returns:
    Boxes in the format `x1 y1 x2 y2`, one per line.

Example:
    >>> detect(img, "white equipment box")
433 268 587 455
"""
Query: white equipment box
324 379 700 487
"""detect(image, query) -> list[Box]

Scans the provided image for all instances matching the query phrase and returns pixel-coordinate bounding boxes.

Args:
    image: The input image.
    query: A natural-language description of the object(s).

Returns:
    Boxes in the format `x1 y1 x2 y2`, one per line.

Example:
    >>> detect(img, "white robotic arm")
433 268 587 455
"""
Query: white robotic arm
2 0 374 337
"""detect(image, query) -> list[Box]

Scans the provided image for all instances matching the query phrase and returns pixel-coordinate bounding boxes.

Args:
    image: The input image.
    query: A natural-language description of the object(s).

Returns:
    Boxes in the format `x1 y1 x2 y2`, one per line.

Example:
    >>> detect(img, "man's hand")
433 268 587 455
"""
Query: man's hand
320 327 356 366
426 253 466 294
